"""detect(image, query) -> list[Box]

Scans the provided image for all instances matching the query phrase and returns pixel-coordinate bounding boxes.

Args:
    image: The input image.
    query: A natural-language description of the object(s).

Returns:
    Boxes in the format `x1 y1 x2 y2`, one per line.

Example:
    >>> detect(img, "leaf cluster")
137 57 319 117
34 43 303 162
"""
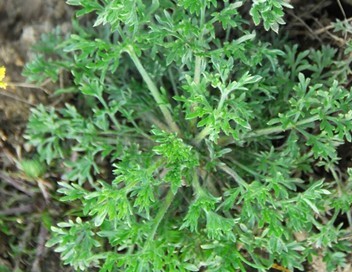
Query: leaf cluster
23 0 352 271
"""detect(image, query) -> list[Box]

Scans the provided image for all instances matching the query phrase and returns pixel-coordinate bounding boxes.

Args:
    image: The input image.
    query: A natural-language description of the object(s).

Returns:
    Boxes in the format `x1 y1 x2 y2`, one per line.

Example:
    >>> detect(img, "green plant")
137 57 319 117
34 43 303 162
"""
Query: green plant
24 0 352 271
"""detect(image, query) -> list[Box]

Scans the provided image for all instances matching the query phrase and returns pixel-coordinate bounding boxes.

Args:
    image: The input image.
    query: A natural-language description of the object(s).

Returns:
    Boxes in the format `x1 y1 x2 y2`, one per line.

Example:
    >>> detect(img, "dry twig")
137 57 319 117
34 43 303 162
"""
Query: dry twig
31 224 48 272
0 171 35 196
0 204 33 216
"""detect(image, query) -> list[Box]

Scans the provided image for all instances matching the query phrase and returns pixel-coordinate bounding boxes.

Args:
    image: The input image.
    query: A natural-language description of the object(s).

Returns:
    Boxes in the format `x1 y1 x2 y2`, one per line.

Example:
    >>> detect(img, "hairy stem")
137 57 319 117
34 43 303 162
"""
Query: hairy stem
126 46 180 134
217 90 229 111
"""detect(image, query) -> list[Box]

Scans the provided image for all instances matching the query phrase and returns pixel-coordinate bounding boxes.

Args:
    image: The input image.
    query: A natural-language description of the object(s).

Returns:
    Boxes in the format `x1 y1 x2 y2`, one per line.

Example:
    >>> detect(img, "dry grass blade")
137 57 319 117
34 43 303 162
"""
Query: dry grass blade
0 171 35 196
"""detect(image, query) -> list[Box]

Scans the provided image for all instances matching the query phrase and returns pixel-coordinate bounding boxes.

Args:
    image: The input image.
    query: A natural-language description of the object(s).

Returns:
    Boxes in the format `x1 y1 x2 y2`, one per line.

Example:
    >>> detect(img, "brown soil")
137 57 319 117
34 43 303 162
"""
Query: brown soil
0 0 72 165
0 1 73 271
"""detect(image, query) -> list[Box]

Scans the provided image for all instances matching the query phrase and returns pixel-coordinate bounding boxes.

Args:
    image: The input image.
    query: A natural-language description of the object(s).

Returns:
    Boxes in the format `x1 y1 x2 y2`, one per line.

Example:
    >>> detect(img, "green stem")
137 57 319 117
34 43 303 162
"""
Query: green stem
126 46 180 135
193 89 228 146
329 166 342 195
245 115 320 138
168 68 179 96
194 125 212 145
218 162 248 188
128 118 153 141
194 56 202 85
145 112 171 132
347 210 352 228
230 159 263 179
190 1 206 130
189 57 203 131
195 114 321 146
97 96 120 129
224 1 231 42
217 91 228 111
192 170 202 192
147 188 177 242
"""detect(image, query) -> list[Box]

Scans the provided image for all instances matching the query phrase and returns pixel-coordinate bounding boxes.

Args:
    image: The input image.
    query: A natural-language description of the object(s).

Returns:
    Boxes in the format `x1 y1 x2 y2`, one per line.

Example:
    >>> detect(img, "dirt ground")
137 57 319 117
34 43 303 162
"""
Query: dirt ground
0 0 352 271
0 1 73 271
0 0 71 155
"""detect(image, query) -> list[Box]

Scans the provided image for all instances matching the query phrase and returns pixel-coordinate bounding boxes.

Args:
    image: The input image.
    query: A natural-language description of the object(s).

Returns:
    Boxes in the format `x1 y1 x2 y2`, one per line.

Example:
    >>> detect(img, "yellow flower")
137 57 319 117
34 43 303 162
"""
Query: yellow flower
0 66 7 89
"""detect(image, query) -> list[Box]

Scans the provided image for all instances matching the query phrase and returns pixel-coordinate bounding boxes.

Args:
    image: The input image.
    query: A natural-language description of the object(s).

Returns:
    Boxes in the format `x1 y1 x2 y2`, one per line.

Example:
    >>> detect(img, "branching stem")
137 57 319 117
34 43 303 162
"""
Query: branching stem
195 114 321 145
97 96 120 129
245 115 320 138
194 89 229 146
217 90 229 111
126 46 180 134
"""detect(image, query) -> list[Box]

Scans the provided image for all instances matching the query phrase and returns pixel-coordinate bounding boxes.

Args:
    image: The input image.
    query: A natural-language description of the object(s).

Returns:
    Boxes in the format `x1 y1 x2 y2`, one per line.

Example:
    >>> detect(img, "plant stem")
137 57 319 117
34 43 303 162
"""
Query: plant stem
195 114 321 145
190 1 206 130
230 159 263 179
218 162 248 188
224 1 231 42
126 46 180 135
245 115 320 138
194 56 202 85
97 96 120 129
145 112 171 132
217 91 228 111
147 188 177 242
189 58 203 131
194 125 212 145
192 169 202 192
194 89 228 145
168 67 179 96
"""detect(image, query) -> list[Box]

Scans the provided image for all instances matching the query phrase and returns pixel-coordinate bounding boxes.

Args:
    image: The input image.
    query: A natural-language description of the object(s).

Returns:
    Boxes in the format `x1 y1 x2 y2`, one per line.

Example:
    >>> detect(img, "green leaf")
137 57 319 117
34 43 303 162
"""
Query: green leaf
184 263 199 271
205 211 238 241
